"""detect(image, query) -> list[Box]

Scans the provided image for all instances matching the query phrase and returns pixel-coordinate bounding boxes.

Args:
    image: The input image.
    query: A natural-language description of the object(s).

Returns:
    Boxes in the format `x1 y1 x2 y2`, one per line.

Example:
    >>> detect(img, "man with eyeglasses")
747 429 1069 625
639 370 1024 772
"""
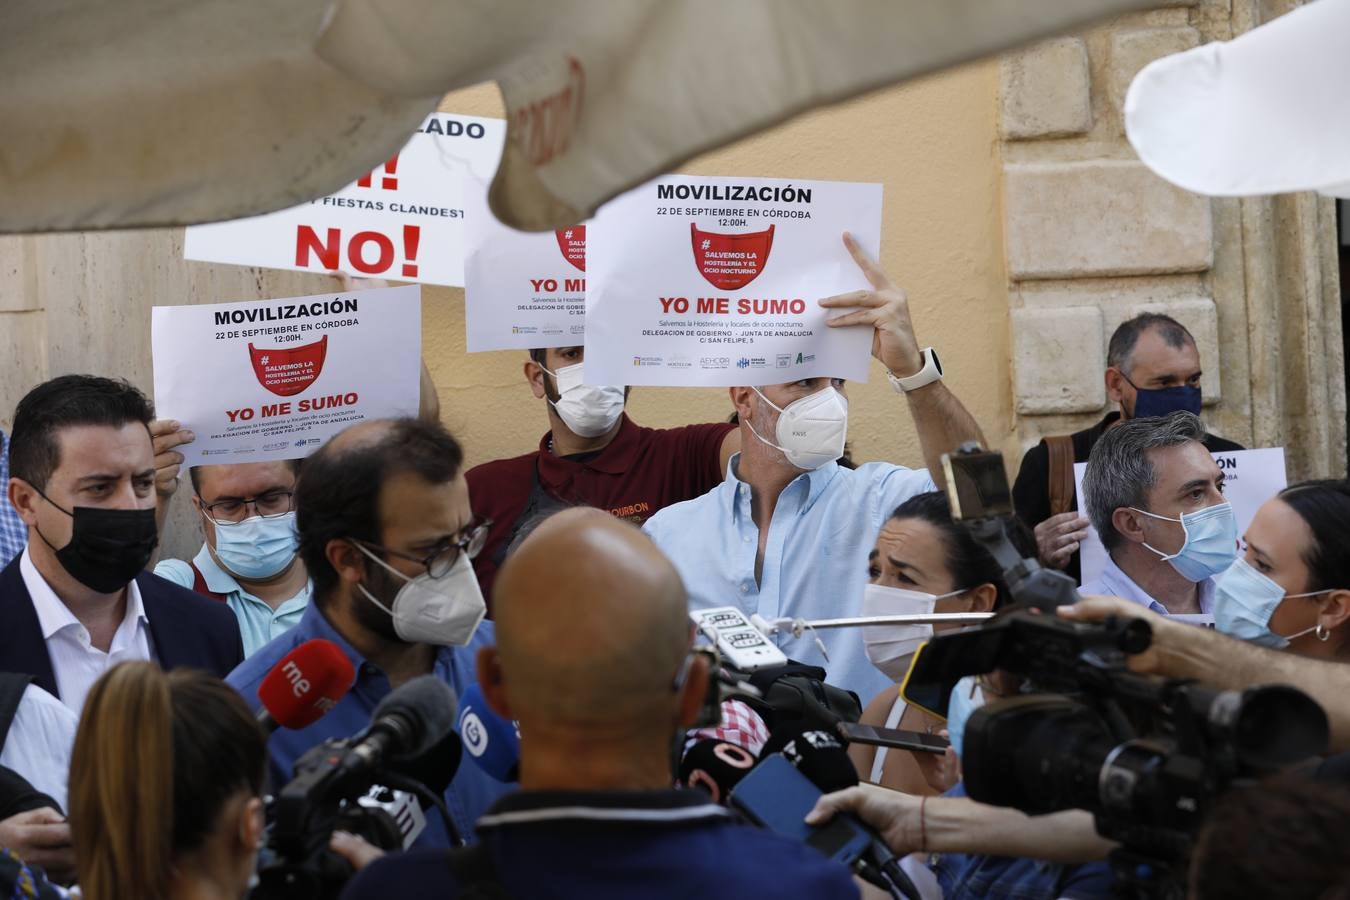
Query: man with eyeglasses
227 416 507 847
152 460 307 657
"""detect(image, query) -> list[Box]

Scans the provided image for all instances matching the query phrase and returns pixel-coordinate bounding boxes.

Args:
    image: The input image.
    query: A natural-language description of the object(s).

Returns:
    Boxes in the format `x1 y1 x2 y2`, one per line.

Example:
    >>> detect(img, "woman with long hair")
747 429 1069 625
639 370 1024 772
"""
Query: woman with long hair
68 662 266 900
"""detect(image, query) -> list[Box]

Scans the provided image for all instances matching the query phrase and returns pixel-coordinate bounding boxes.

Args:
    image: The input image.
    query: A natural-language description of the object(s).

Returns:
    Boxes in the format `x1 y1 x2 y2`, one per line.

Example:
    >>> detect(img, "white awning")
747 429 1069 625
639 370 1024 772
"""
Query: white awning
1 0 1158 234
1126 0 1350 199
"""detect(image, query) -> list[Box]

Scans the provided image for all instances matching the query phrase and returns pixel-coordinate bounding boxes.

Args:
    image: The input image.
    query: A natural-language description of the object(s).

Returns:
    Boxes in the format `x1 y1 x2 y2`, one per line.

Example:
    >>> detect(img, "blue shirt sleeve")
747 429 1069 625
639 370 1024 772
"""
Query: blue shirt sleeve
153 558 194 588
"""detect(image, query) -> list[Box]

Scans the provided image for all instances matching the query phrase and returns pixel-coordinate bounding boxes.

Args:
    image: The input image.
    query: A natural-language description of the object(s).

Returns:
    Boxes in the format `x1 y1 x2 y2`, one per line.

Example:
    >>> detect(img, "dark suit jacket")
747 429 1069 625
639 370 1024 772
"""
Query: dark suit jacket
0 555 244 700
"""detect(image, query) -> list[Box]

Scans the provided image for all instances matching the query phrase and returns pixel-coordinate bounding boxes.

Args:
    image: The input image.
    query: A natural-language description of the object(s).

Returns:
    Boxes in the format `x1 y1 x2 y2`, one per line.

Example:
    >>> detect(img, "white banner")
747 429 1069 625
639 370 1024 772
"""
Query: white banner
1075 447 1288 586
152 286 422 467
582 175 883 387
183 114 505 287
463 178 588 351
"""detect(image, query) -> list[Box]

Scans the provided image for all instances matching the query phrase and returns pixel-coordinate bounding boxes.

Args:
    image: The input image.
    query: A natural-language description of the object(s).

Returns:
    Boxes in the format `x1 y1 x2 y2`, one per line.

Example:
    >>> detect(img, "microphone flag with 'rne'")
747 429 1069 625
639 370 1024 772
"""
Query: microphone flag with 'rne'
256 638 356 734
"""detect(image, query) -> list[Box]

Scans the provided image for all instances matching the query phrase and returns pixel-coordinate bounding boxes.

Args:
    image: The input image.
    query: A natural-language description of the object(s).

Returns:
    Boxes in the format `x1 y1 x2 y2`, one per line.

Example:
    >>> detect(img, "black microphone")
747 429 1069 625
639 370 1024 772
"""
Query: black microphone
777 730 859 793
387 727 463 801
778 730 921 900
335 676 457 782
678 739 760 805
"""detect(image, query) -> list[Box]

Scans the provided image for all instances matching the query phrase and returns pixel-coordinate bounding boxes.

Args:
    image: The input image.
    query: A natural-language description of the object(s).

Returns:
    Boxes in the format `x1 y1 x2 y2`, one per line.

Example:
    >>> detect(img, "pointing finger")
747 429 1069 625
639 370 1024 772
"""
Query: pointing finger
842 232 893 292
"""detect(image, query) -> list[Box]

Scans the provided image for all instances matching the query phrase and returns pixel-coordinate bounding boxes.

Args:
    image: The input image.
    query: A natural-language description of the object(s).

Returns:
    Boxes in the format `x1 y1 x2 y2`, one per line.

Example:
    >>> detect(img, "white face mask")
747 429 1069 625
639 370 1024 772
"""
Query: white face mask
541 362 626 438
747 385 848 470
862 583 963 681
354 545 486 646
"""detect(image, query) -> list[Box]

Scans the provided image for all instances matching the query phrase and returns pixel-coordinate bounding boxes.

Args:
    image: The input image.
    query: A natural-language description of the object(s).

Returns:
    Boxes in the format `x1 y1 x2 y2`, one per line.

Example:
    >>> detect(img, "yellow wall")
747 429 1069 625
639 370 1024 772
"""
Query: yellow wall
426 62 1012 472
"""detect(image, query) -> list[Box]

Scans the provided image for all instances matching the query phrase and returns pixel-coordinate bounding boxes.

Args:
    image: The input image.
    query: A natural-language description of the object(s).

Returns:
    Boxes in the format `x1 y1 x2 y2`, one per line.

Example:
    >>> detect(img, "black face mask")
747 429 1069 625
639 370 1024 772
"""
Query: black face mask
35 493 159 594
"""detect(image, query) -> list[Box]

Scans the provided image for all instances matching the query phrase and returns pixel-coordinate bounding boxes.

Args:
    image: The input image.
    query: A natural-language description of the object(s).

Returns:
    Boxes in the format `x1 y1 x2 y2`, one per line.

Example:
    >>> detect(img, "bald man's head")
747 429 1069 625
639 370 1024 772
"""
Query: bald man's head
492 509 691 730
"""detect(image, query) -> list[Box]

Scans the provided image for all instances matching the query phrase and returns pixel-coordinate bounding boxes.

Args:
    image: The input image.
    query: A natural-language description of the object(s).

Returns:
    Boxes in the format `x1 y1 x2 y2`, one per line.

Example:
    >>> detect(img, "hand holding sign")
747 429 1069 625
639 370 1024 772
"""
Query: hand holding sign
820 232 923 378
150 419 195 500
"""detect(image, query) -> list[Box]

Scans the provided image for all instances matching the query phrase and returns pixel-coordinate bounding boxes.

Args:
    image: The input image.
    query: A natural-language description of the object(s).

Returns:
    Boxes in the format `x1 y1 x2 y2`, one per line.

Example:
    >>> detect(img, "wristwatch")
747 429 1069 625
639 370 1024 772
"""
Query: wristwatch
887 347 943 393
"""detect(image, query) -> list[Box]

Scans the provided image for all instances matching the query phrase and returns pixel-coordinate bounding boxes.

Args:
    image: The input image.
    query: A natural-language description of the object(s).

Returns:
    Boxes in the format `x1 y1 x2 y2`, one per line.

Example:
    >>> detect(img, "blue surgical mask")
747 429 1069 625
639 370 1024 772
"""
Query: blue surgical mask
945 675 984 759
1130 502 1238 582
211 512 299 580
1215 557 1328 649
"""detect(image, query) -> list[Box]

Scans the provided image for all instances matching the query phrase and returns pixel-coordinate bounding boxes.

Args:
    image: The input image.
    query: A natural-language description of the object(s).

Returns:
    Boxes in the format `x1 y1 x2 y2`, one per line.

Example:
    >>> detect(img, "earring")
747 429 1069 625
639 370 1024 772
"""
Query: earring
1317 623 1331 642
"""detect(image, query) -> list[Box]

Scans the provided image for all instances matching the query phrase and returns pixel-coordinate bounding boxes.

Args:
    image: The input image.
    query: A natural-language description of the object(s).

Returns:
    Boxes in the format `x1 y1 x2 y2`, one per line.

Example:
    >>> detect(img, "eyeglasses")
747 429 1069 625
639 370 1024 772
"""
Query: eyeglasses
199 490 295 525
358 518 493 579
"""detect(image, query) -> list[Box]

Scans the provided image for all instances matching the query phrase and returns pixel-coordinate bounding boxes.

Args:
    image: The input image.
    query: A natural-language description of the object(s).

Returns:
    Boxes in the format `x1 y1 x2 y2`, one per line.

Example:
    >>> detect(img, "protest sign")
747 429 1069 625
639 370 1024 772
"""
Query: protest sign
1075 447 1287 587
463 178 589 351
152 286 421 467
581 175 883 387
183 114 505 287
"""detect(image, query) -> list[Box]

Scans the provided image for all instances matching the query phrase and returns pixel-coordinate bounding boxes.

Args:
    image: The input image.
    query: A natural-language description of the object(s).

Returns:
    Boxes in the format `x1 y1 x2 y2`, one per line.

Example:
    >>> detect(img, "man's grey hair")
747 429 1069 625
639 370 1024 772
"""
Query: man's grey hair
1082 411 1206 551
1106 313 1196 374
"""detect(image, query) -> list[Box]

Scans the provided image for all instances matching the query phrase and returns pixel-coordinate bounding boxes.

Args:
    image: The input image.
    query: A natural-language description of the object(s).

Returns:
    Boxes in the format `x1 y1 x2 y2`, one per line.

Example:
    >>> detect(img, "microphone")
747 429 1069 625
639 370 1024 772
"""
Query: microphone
777 730 859 793
334 675 457 783
256 639 356 734
458 683 520 782
679 740 759 804
678 700 771 804
777 730 921 900
386 727 464 802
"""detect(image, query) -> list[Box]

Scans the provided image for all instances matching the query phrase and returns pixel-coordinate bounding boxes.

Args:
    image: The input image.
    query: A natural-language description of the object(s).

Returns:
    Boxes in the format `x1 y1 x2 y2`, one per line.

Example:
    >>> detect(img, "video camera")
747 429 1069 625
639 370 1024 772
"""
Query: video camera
900 444 1330 900
252 676 460 900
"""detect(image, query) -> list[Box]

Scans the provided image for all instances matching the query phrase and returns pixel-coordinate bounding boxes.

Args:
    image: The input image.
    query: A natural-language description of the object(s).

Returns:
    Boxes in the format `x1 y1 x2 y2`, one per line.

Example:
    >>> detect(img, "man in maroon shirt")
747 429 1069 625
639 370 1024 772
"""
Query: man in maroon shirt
467 345 739 605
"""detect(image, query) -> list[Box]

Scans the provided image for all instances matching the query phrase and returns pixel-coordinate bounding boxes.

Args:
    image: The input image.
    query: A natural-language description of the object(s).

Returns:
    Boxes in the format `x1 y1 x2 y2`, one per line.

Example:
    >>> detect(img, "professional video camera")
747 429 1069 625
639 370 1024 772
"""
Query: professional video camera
252 676 460 900
899 444 1331 900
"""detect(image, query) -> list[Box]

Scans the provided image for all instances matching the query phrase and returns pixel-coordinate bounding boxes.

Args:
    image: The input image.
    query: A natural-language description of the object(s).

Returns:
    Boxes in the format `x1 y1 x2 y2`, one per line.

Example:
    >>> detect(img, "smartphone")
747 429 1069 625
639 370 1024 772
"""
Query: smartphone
836 722 949 755
729 753 874 866
941 448 1014 521
900 619 1010 720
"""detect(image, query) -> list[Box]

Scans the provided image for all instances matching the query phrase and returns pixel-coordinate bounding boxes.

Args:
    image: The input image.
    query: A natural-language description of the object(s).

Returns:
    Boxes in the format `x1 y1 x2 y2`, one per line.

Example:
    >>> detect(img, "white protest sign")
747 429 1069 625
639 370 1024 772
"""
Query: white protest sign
463 178 588 351
184 114 505 287
582 175 883 386
1075 447 1287 586
152 286 421 467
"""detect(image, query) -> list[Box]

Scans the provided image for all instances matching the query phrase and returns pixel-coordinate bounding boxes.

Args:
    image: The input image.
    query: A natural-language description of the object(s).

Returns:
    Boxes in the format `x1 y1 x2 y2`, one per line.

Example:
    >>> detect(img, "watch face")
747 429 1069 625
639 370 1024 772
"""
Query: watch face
930 348 942 375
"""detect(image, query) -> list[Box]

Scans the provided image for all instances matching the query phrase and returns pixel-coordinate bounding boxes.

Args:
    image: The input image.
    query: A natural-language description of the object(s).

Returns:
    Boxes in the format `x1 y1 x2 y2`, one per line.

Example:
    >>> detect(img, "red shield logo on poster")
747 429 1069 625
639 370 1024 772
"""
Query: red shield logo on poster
555 226 586 272
249 335 328 397
690 224 775 290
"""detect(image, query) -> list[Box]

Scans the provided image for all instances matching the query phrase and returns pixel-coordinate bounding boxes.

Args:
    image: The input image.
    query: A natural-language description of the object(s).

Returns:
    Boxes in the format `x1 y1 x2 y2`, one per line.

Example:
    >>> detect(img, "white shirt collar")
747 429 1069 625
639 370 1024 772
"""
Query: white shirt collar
21 545 149 640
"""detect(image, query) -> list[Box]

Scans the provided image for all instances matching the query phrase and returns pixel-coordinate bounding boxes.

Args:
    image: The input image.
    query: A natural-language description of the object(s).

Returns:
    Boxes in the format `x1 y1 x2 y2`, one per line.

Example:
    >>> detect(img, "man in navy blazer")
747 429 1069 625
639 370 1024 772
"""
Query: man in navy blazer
0 375 242 711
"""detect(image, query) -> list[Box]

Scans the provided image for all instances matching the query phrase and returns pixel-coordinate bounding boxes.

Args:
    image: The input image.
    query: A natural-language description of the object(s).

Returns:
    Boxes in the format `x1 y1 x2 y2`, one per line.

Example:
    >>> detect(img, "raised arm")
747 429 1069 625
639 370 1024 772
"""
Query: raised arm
821 233 985 481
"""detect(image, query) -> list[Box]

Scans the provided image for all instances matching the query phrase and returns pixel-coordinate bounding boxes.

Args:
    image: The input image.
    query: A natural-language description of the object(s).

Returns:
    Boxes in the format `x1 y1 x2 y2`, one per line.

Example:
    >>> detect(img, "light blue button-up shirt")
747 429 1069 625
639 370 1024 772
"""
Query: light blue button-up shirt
1081 552 1215 620
643 455 936 702
156 544 310 658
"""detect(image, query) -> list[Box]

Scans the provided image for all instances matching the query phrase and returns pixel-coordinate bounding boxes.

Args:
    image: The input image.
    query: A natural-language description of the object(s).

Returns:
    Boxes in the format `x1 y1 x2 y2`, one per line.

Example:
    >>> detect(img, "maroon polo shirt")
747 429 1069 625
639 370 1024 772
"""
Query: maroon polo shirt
467 414 734 608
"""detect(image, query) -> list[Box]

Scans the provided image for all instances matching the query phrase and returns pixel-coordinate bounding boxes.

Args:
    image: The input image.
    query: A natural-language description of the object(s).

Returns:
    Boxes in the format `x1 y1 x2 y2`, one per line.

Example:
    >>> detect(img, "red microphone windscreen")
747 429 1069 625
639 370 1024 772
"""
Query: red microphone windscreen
257 639 356 730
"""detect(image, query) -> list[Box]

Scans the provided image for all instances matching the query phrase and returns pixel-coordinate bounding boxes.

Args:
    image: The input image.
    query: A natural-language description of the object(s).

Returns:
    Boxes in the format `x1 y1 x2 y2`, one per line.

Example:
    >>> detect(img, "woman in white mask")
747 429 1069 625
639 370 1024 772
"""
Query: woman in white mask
1213 480 1350 659
851 491 1034 795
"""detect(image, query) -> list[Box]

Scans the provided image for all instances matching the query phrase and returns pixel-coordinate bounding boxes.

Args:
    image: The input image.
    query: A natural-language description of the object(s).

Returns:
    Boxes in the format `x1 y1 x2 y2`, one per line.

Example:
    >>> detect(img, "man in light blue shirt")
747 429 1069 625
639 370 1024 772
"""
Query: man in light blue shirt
644 235 986 701
0 430 27 568
155 460 309 657
1080 412 1234 620
228 417 508 845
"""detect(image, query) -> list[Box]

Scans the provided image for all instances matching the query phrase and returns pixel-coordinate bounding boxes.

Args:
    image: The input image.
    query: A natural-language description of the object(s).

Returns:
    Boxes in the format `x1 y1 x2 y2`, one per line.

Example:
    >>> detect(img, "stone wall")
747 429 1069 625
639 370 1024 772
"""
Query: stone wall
999 0 1346 481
